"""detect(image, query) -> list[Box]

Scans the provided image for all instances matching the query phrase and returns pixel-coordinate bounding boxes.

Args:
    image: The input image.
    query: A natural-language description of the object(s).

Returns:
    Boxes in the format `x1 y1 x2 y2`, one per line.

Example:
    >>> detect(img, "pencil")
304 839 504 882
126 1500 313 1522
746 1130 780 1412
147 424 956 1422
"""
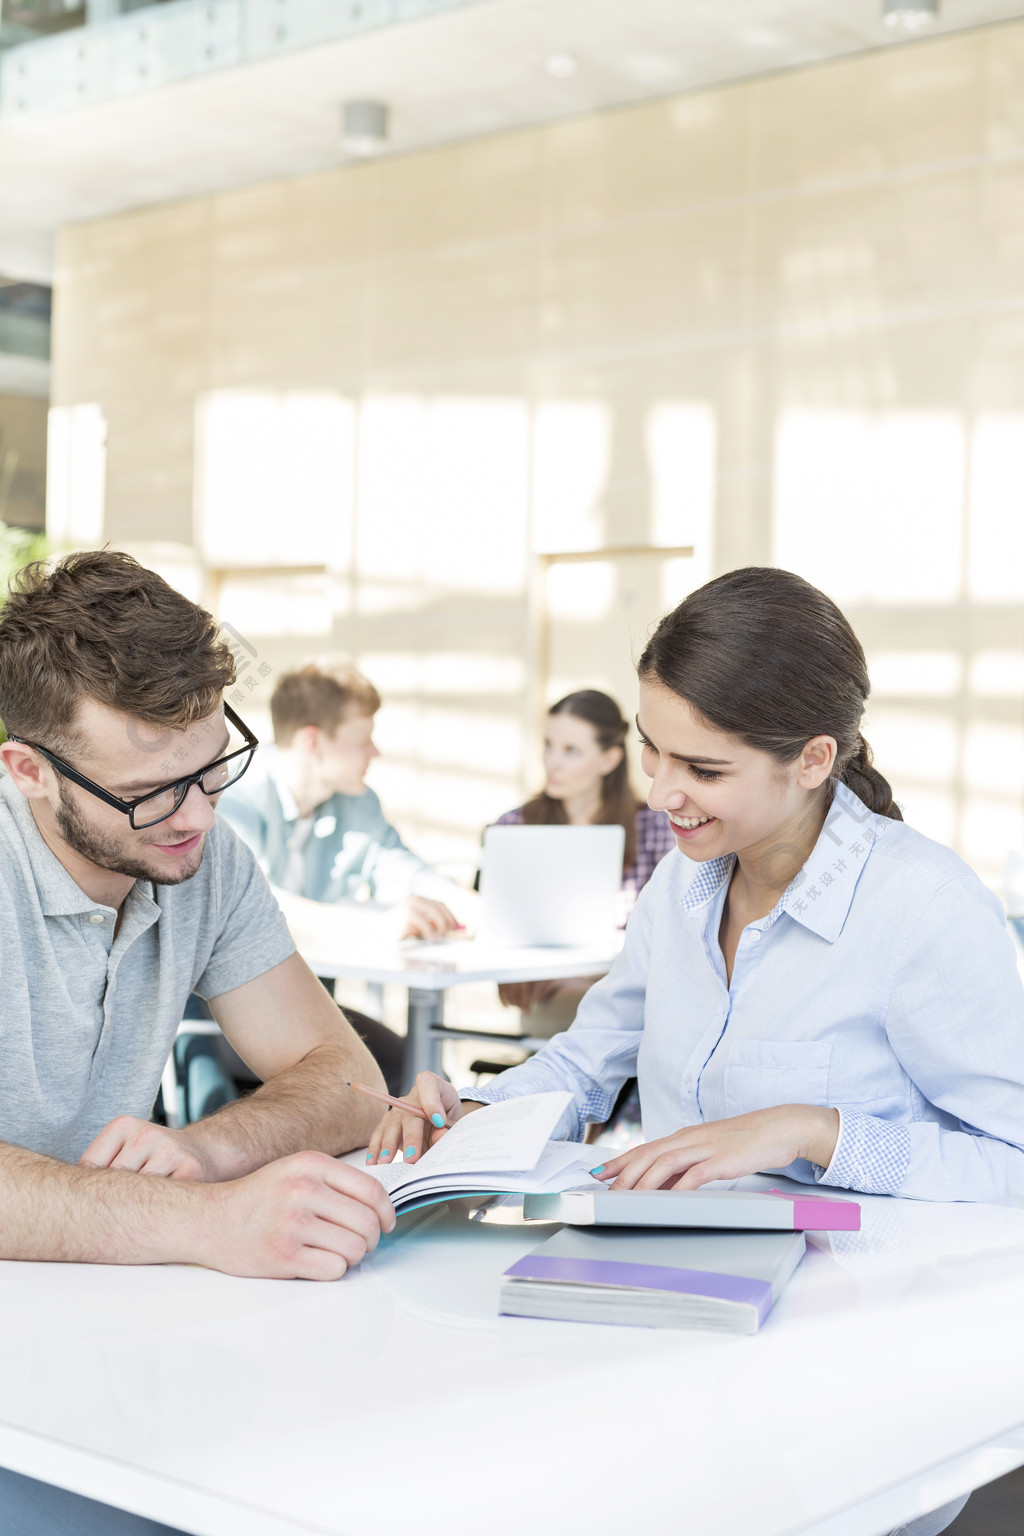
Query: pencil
346 1079 431 1122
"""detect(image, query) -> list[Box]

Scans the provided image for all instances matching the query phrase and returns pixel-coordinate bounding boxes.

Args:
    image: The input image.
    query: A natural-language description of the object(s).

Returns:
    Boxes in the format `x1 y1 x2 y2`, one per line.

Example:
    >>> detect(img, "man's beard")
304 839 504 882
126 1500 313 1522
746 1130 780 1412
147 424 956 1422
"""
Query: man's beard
56 780 205 887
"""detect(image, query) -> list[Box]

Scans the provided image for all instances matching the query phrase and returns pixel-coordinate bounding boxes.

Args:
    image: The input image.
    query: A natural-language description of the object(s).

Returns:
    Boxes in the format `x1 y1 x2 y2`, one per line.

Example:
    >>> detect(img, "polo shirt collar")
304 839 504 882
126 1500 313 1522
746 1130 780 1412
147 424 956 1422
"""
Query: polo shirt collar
0 774 144 918
679 781 879 944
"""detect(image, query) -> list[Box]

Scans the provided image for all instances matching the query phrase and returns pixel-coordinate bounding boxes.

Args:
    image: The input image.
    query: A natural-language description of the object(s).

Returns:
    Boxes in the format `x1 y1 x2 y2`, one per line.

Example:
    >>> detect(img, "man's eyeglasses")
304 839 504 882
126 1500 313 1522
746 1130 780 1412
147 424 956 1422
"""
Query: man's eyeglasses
9 703 258 830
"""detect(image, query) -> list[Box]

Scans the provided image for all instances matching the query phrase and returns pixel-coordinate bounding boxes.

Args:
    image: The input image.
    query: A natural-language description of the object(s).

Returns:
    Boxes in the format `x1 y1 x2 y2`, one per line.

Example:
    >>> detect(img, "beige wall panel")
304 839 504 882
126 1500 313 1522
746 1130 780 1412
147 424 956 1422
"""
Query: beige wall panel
541 202 754 352
367 131 545 260
0 392 48 530
749 174 990 343
986 21 1024 154
750 32 986 190
981 161 1024 314
522 350 724 560
51 20 1024 884
362 245 543 377
539 89 754 230
103 393 196 547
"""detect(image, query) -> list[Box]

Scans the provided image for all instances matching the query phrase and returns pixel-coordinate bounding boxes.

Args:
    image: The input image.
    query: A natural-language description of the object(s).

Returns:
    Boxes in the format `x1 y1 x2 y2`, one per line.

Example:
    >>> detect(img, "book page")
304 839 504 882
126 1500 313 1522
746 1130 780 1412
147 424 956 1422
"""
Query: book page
371 1140 598 1201
367 1092 572 1194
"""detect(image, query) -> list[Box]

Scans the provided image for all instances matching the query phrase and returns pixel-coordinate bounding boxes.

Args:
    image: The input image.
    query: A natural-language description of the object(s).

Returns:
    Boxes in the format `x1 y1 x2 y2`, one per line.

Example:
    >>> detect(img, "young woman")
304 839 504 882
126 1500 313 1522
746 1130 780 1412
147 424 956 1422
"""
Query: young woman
372 567 1024 1536
492 689 674 1030
372 567 1024 1210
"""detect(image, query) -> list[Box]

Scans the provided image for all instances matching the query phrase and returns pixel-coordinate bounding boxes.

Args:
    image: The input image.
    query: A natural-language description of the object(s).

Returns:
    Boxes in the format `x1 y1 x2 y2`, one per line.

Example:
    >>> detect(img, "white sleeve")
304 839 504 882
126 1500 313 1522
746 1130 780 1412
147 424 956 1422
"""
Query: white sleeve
459 883 653 1141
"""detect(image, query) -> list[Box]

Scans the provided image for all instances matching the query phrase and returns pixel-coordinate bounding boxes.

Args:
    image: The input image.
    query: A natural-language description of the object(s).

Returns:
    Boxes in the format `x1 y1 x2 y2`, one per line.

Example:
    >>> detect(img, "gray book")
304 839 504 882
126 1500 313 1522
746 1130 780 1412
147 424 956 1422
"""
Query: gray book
500 1226 806 1334
523 1184 859 1231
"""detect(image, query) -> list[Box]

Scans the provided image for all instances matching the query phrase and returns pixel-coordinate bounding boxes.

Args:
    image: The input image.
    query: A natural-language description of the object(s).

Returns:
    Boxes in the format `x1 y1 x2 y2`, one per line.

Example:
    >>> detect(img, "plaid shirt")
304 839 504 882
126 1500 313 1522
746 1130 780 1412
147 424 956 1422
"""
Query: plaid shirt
495 803 675 927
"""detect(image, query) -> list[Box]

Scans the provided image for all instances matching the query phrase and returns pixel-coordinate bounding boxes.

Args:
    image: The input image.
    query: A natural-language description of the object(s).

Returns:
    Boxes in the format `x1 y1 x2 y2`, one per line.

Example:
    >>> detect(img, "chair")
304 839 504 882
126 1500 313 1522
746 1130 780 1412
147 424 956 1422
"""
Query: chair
159 1020 238 1128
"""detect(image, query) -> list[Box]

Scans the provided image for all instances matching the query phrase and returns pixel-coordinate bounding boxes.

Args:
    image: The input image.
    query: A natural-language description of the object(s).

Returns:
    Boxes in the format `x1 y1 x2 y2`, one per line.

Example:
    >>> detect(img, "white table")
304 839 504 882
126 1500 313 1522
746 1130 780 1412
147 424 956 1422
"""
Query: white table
304 937 623 1079
4 1176 1024 1536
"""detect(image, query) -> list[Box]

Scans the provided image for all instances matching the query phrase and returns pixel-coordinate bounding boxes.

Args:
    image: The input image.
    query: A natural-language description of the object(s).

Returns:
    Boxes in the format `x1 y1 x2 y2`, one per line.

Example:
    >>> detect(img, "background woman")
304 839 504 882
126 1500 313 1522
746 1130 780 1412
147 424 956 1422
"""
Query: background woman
492 689 674 1033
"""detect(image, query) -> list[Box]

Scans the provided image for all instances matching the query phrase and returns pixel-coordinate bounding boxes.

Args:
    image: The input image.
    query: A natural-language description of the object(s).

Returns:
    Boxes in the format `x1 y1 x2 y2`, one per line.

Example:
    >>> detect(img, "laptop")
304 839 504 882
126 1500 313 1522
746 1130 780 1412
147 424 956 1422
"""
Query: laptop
476 824 625 948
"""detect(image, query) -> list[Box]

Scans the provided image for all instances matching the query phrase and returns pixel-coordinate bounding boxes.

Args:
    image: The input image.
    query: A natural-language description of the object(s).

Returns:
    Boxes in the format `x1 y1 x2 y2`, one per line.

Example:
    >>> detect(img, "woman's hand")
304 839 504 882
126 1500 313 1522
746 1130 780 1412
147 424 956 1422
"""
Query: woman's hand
592 1106 840 1191
365 1072 484 1166
400 896 461 940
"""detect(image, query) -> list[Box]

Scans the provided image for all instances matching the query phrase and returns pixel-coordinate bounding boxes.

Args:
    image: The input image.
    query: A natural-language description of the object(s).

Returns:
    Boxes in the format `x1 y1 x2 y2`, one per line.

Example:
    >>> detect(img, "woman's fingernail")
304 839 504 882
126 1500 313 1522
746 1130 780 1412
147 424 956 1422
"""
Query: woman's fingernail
431 1113 445 1128
365 1153 373 1163
405 1145 417 1160
381 1150 391 1159
590 1165 606 1176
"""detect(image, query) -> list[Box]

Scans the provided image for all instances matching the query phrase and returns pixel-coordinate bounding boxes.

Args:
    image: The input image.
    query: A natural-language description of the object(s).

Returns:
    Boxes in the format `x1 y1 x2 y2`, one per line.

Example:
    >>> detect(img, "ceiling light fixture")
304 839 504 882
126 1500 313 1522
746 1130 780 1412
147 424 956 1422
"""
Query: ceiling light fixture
545 52 578 80
882 0 939 31
341 100 389 156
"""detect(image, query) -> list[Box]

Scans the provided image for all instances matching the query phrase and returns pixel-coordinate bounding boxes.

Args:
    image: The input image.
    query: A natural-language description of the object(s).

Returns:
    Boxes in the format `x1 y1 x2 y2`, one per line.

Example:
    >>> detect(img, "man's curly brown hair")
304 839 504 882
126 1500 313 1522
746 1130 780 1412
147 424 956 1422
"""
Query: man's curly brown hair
0 549 236 758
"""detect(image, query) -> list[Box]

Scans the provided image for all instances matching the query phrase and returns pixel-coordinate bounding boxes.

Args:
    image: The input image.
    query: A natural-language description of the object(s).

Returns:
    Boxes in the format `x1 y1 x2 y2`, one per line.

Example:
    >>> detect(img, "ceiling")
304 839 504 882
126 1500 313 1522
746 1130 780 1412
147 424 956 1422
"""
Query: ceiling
2 0 1024 281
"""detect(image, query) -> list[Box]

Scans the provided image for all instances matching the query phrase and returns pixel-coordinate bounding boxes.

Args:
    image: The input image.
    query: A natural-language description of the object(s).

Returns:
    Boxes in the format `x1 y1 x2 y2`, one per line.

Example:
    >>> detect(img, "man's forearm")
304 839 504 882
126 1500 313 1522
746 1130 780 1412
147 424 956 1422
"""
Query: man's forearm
183 1040 385 1180
0 1135 396 1281
0 1142 209 1265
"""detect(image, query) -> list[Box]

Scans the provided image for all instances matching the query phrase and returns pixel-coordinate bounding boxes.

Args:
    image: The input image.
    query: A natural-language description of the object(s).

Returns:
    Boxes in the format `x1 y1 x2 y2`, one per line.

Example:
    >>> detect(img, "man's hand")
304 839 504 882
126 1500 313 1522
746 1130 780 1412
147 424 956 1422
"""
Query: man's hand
365 1071 485 1165
498 979 562 1012
593 1106 841 1191
400 895 461 940
80 1116 211 1181
198 1152 396 1280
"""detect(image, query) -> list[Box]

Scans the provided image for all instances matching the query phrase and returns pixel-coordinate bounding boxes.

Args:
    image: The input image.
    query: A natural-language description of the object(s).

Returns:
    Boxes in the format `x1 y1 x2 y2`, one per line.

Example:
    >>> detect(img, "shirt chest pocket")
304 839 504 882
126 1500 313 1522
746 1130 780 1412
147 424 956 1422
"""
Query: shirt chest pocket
720 1038 832 1118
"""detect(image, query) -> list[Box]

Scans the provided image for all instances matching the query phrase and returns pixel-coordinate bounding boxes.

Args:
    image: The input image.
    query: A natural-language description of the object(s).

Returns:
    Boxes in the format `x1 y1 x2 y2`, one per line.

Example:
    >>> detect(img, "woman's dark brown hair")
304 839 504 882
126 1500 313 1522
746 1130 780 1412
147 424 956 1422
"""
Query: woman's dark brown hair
522 689 643 865
0 549 235 756
637 566 902 821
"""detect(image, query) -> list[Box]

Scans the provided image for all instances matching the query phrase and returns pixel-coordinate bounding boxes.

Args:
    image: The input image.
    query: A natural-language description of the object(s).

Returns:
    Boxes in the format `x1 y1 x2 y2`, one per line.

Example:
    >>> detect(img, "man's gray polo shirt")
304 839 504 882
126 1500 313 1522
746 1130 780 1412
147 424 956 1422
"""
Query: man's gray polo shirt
0 775 295 1163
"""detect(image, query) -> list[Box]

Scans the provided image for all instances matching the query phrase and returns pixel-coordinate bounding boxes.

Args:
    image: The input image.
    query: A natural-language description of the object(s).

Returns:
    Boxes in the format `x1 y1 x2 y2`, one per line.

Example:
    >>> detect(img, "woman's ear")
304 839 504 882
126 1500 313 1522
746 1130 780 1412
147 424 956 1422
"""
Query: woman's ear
797 735 837 790
601 744 625 778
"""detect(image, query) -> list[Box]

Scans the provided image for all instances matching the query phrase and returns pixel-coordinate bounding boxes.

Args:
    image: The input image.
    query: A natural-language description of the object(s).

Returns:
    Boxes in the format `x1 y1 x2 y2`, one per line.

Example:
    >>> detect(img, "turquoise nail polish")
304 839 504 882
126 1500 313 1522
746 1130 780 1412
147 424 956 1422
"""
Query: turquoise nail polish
590 1165 606 1176
431 1113 445 1128
381 1150 391 1159
365 1153 373 1163
405 1145 417 1160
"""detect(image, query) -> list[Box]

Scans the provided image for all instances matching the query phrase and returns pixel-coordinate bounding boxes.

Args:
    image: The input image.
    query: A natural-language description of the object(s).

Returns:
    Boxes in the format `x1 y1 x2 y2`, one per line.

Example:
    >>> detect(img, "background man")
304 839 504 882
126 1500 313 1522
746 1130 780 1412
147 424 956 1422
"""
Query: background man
221 658 474 1090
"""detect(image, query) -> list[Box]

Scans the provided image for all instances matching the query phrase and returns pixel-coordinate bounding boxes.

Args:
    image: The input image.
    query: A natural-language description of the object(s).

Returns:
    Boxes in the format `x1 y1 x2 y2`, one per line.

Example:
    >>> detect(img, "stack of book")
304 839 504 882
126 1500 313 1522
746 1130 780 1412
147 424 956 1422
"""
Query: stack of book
504 1176 860 1335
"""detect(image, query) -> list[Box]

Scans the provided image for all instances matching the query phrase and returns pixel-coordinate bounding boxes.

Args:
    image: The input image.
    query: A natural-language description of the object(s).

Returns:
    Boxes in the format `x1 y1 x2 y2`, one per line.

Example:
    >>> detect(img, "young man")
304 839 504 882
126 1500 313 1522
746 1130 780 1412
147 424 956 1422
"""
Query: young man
220 657 462 925
220 659 470 1089
0 551 402 1532
0 550 394 1273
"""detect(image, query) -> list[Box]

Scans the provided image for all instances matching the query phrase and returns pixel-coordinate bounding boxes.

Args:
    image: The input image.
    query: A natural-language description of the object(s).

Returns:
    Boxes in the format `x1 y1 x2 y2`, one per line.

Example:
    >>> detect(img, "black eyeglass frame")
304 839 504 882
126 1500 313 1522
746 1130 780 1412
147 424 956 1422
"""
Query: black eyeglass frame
8 702 259 830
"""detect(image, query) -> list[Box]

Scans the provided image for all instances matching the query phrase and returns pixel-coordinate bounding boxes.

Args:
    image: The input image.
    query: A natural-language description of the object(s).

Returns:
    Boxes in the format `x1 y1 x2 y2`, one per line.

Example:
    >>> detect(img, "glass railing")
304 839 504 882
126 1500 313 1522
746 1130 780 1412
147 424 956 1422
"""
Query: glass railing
0 0 173 52
0 1 86 52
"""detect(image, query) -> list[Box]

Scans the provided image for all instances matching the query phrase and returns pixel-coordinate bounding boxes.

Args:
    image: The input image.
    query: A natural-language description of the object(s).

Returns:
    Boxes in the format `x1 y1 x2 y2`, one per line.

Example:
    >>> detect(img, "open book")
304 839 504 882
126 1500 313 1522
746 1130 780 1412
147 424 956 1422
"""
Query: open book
364 1091 599 1214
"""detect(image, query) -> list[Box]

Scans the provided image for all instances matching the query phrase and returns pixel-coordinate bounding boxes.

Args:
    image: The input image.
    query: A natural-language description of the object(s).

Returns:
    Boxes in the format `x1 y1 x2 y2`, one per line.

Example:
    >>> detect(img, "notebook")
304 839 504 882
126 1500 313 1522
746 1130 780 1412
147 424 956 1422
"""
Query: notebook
500 1226 807 1334
523 1184 860 1231
477 824 625 947
364 1091 601 1214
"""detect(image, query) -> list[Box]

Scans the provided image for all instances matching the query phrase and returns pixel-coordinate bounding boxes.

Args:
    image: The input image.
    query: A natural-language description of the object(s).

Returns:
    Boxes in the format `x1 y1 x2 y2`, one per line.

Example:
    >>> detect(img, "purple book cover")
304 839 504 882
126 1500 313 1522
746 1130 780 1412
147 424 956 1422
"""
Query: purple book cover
504 1252 775 1324
502 1227 806 1330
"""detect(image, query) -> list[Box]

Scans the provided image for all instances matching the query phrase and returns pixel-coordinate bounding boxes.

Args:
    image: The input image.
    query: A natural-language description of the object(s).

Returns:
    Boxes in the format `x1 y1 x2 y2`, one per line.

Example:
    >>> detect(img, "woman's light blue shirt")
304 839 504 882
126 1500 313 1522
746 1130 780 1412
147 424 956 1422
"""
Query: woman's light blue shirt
465 783 1024 1203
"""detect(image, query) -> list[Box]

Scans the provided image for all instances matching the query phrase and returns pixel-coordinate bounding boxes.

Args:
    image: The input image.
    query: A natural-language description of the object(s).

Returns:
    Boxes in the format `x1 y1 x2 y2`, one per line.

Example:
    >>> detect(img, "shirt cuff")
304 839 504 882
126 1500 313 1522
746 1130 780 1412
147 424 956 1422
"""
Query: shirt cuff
458 1085 508 1106
816 1109 911 1196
